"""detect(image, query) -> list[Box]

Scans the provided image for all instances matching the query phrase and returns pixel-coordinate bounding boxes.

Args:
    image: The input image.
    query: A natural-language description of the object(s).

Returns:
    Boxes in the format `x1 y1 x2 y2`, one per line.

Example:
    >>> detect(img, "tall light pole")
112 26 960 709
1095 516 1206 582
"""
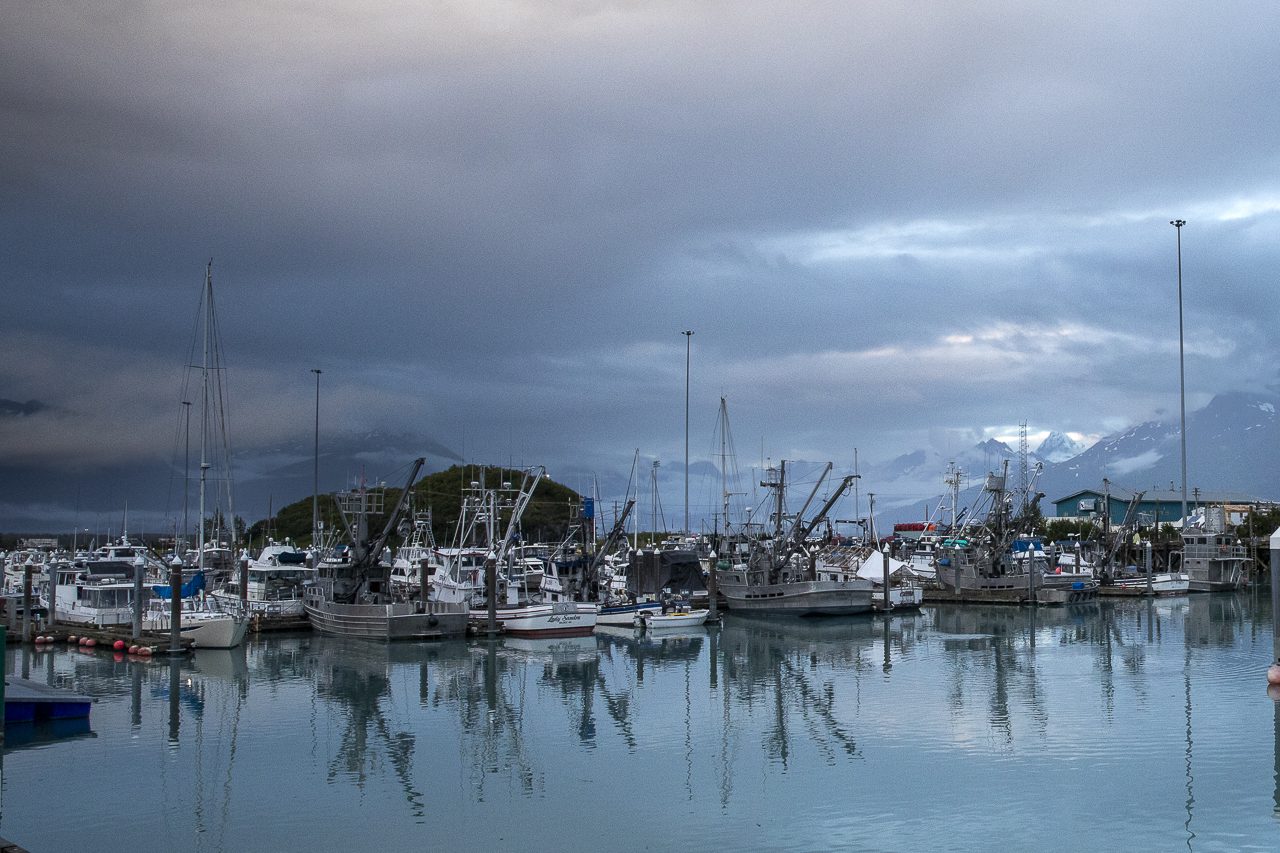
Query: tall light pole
683 330 693 535
1171 219 1188 528
311 368 322 546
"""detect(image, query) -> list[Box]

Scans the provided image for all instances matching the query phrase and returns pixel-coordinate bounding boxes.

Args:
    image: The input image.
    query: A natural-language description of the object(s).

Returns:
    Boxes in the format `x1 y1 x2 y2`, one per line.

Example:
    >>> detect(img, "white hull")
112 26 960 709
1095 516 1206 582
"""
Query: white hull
1109 572 1190 596
469 602 597 637
597 601 662 626
145 613 248 648
638 609 709 630
57 606 135 627
871 586 924 610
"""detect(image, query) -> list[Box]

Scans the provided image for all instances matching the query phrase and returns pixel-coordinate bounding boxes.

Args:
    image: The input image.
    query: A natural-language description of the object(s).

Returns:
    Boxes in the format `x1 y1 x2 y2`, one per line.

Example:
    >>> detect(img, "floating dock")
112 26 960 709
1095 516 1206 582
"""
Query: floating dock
4 677 93 724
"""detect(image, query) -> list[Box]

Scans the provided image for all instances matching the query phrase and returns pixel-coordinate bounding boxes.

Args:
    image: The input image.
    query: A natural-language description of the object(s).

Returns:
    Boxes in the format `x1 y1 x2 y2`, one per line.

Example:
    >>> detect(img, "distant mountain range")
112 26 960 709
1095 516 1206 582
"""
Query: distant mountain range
876 391 1280 524
4 392 1276 535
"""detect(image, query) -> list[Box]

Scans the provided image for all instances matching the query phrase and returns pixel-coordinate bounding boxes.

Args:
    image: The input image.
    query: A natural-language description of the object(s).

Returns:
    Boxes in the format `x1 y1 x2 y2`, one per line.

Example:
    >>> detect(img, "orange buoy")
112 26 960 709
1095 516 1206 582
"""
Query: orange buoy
78 637 88 646
67 635 78 643
138 646 152 656
113 640 126 651
1268 664 1280 685
84 638 96 648
128 645 139 654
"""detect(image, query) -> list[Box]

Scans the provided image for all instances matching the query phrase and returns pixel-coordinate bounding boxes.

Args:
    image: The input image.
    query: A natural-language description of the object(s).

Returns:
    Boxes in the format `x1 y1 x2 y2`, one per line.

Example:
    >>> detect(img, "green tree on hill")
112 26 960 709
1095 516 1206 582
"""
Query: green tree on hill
243 465 585 553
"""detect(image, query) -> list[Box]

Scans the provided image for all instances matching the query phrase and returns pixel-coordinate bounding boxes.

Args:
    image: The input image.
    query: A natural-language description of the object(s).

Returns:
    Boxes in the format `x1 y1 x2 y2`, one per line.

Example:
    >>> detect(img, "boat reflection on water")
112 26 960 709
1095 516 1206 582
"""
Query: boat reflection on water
2 715 95 751
595 623 704 686
1184 590 1245 648
10 588 1280 852
712 613 924 769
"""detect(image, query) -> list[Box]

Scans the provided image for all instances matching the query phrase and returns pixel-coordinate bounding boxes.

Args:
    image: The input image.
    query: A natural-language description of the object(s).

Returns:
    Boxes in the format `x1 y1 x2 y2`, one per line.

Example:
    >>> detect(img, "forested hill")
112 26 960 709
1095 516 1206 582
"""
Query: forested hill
246 465 585 549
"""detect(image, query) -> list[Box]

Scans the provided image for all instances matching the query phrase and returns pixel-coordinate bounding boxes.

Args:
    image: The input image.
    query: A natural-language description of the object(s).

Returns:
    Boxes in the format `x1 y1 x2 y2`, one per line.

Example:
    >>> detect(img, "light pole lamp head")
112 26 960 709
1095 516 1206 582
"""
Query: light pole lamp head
1170 219 1185 228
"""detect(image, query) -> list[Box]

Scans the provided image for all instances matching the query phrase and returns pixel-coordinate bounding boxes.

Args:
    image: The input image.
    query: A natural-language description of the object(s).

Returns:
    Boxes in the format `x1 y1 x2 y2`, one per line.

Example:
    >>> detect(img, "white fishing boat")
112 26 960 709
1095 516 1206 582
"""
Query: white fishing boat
473 600 598 637
1106 571 1190 596
459 468 598 637
468 547 599 637
390 512 445 594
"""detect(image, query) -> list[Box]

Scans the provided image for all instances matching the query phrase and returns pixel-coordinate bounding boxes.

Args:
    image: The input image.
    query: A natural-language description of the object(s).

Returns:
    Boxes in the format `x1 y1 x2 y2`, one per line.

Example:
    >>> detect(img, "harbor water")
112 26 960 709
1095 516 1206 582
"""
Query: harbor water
3 593 1279 851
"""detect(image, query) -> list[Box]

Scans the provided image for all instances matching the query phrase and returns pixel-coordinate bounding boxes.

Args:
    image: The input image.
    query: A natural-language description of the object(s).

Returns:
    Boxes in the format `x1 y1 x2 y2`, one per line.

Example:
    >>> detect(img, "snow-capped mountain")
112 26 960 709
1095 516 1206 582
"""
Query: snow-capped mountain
876 392 1280 524
1035 430 1087 463
1038 392 1280 501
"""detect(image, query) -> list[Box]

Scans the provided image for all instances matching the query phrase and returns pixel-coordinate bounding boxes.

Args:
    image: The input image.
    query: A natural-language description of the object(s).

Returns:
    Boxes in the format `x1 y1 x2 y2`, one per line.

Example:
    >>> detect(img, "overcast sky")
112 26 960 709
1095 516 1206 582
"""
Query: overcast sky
3 1 1279 531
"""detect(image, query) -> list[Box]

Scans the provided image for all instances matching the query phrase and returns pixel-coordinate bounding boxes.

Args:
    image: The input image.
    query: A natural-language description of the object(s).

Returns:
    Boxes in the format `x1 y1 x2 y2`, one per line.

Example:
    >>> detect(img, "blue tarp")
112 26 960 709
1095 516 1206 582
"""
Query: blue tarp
151 571 206 600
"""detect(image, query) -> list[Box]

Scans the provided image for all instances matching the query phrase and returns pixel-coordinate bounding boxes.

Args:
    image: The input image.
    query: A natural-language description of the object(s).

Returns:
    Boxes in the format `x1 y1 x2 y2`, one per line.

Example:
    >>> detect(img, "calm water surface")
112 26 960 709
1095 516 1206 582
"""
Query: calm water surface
3 594 1279 852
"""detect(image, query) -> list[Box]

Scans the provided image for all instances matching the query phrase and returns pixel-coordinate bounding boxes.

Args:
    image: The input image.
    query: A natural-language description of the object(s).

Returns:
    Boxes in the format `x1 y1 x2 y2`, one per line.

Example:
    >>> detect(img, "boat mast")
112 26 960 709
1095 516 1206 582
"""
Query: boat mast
719 398 729 543
182 400 191 560
650 459 660 545
198 261 212 573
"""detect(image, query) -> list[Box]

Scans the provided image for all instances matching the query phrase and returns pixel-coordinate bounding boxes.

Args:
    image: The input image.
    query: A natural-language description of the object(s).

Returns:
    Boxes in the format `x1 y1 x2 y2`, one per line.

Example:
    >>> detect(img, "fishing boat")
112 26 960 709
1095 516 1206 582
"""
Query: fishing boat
1089 490 1189 597
588 498 664 626
935 466 1098 603
814 495 923 611
715 460 874 615
389 511 444 594
1106 570 1190 596
1177 530 1248 592
461 468 598 637
304 459 469 640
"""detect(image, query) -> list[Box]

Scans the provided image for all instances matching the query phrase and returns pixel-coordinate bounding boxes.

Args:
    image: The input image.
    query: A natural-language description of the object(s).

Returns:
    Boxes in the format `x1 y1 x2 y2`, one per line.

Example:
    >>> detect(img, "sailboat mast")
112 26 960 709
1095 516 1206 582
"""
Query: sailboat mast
719 398 729 542
651 460 660 544
198 261 212 572
182 400 191 558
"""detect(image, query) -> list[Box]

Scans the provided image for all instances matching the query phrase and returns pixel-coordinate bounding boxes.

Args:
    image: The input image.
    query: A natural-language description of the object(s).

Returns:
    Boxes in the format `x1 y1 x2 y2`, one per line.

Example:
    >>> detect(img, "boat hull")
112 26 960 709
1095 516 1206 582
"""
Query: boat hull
208 591 306 618
1106 572 1190 596
872 586 924 610
1035 585 1101 605
639 609 709 629
596 601 662 626
305 600 469 640
716 576 874 616
180 616 248 648
1187 579 1245 593
469 602 598 637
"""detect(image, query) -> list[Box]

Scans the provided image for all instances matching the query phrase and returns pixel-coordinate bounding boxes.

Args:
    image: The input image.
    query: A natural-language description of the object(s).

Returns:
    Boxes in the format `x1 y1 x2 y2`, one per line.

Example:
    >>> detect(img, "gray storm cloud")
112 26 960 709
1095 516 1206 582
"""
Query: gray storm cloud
2 1 1279 527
